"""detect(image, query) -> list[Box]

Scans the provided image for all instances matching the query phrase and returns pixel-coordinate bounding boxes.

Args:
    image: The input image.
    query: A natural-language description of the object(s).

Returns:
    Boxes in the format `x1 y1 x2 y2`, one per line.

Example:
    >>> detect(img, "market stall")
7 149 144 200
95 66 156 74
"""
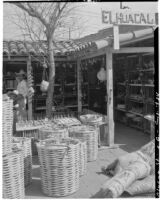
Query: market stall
73 27 155 146
3 26 156 199
3 26 155 146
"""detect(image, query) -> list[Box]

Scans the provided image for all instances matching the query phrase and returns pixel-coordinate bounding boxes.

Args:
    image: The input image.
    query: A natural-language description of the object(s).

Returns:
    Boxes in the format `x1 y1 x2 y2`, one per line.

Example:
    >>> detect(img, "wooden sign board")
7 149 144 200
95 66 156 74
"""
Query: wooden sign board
102 10 157 26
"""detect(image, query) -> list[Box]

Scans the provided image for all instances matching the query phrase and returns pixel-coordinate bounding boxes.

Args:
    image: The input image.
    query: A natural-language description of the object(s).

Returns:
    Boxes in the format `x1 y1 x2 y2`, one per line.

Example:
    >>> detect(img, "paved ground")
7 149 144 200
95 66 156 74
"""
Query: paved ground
25 123 150 199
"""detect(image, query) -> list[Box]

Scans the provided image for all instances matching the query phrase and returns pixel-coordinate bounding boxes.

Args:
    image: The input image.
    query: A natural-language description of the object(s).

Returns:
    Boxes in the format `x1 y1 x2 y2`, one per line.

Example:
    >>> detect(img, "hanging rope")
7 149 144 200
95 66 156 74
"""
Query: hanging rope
42 67 48 82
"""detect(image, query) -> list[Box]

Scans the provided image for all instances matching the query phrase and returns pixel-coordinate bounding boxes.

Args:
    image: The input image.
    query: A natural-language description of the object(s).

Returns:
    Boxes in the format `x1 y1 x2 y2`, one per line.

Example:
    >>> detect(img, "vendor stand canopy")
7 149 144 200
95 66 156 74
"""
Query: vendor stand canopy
3 26 154 58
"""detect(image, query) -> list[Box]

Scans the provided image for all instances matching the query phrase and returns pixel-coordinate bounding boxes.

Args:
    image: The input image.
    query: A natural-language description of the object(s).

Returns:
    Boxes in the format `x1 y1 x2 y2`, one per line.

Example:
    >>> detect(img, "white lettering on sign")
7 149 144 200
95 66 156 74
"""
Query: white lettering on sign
102 10 156 26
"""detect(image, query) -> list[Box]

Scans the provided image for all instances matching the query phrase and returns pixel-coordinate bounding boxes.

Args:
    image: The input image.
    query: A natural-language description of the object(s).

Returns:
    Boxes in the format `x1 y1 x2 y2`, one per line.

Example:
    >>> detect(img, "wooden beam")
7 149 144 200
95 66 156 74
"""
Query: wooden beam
106 49 114 146
121 35 153 46
3 57 28 62
77 58 82 114
27 56 33 120
3 55 76 62
73 47 107 61
111 47 154 54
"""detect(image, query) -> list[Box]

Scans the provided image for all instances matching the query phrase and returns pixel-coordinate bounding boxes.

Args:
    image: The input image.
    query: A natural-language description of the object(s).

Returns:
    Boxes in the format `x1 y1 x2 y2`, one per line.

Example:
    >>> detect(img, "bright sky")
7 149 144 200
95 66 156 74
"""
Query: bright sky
3 2 158 40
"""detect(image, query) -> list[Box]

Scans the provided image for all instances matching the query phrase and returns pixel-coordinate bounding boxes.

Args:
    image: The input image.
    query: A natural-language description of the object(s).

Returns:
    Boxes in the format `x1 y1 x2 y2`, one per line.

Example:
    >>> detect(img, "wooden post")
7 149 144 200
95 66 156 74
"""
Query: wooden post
106 49 115 146
27 56 32 120
113 25 120 50
77 58 82 115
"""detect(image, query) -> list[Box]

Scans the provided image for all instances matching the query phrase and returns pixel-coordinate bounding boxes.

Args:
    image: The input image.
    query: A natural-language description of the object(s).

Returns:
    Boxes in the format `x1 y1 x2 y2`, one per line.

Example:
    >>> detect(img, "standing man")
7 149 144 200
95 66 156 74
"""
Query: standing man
14 69 28 120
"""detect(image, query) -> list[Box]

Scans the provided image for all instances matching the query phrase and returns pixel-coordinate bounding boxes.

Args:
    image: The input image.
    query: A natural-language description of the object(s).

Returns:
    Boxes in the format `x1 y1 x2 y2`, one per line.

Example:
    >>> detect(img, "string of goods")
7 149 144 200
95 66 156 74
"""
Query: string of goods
27 63 34 103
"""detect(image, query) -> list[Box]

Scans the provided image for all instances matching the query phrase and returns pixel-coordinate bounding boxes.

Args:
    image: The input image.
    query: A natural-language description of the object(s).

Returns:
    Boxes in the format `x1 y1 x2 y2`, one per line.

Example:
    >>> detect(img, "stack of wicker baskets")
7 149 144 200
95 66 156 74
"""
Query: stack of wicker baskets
69 125 99 162
12 137 32 186
3 97 13 155
39 125 68 140
3 149 25 198
37 138 80 197
3 95 25 199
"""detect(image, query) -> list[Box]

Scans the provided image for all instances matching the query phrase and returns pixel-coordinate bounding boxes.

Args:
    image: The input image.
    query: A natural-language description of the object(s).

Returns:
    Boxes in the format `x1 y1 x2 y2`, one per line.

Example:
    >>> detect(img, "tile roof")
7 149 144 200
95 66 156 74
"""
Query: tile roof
3 27 155 57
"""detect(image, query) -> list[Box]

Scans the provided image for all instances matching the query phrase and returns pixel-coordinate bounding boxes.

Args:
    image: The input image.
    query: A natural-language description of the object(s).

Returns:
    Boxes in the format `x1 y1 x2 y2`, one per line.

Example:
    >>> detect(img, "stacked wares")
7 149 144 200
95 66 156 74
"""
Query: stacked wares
3 96 13 155
39 125 68 140
37 138 80 197
12 137 32 186
69 125 99 162
53 116 81 127
3 149 25 199
3 95 25 199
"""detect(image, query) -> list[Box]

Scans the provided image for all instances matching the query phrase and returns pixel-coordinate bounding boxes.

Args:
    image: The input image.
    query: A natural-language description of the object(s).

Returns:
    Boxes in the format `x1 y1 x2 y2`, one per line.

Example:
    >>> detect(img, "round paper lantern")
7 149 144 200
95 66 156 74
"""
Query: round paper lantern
97 68 106 81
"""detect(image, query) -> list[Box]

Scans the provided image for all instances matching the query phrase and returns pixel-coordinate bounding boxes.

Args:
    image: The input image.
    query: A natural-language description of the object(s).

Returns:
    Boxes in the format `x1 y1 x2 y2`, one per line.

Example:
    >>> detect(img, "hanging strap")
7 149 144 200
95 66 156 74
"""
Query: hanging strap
42 68 48 81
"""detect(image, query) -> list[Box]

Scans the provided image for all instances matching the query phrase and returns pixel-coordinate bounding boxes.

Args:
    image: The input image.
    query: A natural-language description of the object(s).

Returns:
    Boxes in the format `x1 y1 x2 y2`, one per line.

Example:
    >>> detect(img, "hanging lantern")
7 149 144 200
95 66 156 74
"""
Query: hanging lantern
97 67 106 82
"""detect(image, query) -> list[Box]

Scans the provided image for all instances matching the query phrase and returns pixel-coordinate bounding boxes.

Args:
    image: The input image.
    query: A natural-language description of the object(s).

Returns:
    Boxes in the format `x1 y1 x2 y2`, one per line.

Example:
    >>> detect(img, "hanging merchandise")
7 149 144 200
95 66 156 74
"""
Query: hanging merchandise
27 59 34 103
40 60 49 92
97 67 106 82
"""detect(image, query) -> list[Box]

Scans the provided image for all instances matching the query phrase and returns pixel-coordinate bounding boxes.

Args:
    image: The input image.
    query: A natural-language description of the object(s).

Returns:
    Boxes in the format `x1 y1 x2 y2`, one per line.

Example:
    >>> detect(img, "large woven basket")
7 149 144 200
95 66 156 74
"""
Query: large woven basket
3 149 25 199
12 137 32 187
39 126 68 140
69 125 98 162
37 138 80 197
3 97 13 155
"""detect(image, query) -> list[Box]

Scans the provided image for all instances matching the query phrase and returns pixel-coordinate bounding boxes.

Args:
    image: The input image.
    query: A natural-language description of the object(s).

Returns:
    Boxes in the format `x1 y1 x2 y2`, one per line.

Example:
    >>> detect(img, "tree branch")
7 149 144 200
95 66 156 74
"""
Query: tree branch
12 3 48 28
49 3 68 35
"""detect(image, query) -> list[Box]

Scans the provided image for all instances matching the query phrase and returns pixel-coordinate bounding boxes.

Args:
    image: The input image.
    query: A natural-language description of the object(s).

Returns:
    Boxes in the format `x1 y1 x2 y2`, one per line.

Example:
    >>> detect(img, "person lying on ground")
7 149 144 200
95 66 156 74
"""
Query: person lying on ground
92 140 155 198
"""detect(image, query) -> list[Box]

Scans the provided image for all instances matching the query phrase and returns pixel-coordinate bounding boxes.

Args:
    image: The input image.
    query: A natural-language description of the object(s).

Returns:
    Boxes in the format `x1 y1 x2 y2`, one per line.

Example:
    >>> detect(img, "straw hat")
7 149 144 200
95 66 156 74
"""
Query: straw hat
15 69 26 77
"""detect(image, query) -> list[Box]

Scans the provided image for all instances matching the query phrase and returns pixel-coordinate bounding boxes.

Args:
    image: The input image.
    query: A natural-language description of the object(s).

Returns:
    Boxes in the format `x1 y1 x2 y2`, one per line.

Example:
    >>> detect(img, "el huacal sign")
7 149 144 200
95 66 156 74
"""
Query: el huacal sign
102 10 157 26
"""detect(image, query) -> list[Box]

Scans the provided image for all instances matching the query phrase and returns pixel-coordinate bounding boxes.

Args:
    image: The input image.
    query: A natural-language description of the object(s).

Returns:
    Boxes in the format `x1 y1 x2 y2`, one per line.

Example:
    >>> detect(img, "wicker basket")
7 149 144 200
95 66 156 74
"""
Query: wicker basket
3 97 13 155
3 149 25 199
69 125 98 162
12 137 32 186
53 117 81 127
80 114 103 125
39 126 68 140
36 138 80 197
16 127 39 155
79 140 87 176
